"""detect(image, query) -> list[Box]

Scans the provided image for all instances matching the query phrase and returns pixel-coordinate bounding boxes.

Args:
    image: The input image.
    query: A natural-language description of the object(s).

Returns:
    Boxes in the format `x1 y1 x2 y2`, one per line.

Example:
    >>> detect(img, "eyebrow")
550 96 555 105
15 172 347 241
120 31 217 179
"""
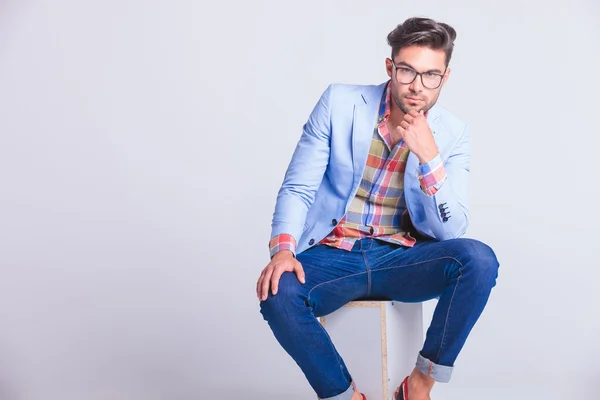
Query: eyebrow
395 61 444 74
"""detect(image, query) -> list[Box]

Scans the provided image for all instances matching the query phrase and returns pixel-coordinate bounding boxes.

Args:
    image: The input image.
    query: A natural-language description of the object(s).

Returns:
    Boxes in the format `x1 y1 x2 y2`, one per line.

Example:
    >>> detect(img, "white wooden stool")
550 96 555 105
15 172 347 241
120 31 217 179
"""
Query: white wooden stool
319 301 427 400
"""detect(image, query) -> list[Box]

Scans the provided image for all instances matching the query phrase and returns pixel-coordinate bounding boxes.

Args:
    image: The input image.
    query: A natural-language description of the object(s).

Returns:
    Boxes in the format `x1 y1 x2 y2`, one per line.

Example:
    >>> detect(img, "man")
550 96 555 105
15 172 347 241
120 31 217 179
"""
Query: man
256 17 499 400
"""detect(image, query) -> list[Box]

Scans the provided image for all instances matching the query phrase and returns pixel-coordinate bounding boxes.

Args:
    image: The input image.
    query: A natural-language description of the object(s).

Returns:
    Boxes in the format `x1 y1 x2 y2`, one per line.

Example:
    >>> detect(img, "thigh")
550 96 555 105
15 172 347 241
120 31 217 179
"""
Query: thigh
295 245 368 317
368 238 490 302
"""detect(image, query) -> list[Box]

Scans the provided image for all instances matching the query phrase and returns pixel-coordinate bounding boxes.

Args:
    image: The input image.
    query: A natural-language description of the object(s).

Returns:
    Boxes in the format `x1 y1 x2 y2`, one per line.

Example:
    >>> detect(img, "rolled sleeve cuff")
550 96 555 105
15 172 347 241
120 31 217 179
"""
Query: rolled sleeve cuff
417 153 447 196
269 234 297 258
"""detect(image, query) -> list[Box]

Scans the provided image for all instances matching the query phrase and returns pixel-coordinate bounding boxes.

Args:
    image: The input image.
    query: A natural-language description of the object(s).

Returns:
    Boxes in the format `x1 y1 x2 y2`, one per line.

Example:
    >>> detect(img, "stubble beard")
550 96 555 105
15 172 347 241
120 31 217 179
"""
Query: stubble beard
392 91 429 115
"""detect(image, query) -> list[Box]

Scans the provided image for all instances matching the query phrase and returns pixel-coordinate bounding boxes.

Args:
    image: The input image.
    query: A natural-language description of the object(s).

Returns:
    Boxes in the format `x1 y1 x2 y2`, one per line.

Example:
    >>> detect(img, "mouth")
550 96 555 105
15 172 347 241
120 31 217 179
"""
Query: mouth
406 97 423 102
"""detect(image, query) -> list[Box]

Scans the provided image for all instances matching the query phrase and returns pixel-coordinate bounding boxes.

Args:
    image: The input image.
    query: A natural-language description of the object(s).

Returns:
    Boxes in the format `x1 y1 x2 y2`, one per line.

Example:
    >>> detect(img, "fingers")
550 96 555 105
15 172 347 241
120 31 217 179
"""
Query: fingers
257 259 307 301
399 120 410 130
271 259 305 296
409 109 421 118
260 265 275 301
294 262 306 284
405 109 424 123
270 266 285 295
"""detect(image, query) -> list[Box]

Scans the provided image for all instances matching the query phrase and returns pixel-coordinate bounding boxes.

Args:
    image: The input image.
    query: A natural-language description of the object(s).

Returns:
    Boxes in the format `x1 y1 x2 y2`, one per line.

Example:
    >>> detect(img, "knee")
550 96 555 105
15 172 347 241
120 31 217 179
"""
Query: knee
454 239 499 287
259 272 306 322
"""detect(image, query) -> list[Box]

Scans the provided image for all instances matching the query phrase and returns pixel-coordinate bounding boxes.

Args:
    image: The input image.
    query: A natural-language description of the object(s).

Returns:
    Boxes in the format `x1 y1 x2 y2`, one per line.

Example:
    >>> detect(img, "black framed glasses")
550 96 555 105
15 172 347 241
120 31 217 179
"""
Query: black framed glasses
391 60 446 89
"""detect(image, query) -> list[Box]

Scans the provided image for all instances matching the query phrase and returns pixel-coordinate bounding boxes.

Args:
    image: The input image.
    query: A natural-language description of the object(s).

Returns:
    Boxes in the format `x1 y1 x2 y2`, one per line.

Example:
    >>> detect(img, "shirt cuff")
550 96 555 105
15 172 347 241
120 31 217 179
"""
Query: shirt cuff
269 234 297 258
417 153 447 196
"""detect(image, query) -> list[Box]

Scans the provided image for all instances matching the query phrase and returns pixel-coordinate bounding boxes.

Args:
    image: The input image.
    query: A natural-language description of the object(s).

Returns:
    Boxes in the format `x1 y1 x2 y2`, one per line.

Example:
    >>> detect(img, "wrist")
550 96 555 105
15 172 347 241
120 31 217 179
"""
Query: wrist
418 150 439 165
273 250 295 260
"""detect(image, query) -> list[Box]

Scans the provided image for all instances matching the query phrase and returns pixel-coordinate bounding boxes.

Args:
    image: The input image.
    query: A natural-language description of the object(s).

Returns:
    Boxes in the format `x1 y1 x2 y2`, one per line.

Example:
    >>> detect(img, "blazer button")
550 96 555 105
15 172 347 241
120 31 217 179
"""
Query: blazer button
438 203 446 210
309 239 315 245
332 219 338 225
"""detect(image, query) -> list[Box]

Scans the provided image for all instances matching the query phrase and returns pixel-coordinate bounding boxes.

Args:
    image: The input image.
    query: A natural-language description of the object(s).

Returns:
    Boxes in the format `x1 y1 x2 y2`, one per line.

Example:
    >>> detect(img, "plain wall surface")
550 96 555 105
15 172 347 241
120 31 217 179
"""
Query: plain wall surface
0 1 599 399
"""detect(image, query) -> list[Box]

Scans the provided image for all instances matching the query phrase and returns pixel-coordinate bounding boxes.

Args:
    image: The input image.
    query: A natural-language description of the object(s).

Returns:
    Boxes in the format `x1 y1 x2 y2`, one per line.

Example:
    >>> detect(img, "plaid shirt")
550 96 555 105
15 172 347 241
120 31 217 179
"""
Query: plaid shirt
269 81 447 257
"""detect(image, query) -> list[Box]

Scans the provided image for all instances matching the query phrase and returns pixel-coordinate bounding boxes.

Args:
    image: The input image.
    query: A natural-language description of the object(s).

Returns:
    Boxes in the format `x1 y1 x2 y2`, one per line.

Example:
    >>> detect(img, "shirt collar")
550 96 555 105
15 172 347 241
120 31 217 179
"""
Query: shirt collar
377 80 392 125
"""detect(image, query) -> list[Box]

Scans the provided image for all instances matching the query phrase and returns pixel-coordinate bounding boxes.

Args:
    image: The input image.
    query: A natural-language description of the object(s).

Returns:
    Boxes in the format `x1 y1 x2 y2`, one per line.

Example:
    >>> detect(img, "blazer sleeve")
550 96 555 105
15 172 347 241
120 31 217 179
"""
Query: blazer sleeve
269 84 335 256
413 123 471 240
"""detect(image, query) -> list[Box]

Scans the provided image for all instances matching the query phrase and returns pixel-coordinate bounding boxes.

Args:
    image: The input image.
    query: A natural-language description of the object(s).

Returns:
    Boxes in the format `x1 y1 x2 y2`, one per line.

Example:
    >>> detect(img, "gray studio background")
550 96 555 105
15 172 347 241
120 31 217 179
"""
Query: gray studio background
0 0 598 399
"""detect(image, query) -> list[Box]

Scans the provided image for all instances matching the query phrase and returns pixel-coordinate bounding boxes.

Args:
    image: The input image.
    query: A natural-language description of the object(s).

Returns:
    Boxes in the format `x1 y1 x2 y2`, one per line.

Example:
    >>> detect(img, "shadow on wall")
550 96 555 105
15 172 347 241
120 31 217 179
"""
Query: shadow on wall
585 370 600 399
0 371 21 400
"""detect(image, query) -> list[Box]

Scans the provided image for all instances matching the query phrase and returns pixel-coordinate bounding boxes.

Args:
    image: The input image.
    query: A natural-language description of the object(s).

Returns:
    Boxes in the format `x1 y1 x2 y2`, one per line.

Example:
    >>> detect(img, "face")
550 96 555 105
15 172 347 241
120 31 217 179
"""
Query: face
386 45 450 115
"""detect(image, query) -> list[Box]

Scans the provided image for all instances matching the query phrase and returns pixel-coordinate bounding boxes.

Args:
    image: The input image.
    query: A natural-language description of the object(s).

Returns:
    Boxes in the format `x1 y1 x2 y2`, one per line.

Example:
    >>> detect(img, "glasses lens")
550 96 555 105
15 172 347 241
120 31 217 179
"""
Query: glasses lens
396 67 416 84
422 73 443 89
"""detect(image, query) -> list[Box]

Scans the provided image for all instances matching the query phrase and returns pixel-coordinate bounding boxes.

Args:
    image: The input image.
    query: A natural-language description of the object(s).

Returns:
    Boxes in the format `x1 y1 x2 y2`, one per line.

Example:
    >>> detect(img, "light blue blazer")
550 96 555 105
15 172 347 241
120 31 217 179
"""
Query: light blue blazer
270 81 471 255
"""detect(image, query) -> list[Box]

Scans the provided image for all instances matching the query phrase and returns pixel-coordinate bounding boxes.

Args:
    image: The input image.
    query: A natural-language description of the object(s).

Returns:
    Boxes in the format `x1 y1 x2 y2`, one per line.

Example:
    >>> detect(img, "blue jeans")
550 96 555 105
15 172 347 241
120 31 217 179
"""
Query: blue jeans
259 237 499 399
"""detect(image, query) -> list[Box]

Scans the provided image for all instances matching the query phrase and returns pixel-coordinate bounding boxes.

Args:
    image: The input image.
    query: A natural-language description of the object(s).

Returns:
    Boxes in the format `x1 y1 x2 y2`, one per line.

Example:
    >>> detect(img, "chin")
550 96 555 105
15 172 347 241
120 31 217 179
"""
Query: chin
402 103 423 113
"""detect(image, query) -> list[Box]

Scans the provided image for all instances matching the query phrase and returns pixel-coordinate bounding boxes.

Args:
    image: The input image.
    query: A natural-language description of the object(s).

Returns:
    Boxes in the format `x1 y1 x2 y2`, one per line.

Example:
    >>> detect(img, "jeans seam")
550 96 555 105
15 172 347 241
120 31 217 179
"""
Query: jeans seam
361 251 372 297
315 313 351 393
372 256 462 272
435 267 462 363
307 271 368 298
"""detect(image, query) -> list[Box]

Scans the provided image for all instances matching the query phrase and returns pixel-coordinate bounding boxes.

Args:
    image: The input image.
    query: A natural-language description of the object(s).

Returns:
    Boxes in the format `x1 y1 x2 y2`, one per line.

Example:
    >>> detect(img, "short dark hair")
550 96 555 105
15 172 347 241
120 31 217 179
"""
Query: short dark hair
387 17 457 67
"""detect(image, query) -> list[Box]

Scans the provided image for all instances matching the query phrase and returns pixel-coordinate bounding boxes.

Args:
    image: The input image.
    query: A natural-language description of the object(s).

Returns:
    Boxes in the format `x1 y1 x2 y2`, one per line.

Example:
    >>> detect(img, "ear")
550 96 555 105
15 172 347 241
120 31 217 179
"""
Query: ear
386 58 393 79
442 67 451 86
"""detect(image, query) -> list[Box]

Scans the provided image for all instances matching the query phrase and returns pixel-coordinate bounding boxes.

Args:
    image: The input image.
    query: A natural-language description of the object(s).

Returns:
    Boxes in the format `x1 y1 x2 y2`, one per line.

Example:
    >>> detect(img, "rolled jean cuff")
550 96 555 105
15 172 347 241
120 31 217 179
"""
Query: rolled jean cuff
416 353 453 383
320 382 354 400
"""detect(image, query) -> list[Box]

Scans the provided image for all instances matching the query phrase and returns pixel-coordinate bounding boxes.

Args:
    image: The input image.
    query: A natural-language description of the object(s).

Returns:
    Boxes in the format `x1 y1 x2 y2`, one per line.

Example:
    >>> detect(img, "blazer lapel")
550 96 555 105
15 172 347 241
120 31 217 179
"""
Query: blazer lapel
352 83 386 189
426 104 443 140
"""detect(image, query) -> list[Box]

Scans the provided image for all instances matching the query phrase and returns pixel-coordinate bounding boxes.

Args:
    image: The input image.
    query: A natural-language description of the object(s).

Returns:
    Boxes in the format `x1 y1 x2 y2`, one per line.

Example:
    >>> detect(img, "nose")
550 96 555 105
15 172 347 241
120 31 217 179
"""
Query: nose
409 74 424 92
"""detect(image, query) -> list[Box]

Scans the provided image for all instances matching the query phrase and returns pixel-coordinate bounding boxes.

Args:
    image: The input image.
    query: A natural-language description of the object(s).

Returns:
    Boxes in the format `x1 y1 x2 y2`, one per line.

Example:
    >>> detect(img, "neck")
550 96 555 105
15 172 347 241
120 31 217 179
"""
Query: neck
388 99 406 128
